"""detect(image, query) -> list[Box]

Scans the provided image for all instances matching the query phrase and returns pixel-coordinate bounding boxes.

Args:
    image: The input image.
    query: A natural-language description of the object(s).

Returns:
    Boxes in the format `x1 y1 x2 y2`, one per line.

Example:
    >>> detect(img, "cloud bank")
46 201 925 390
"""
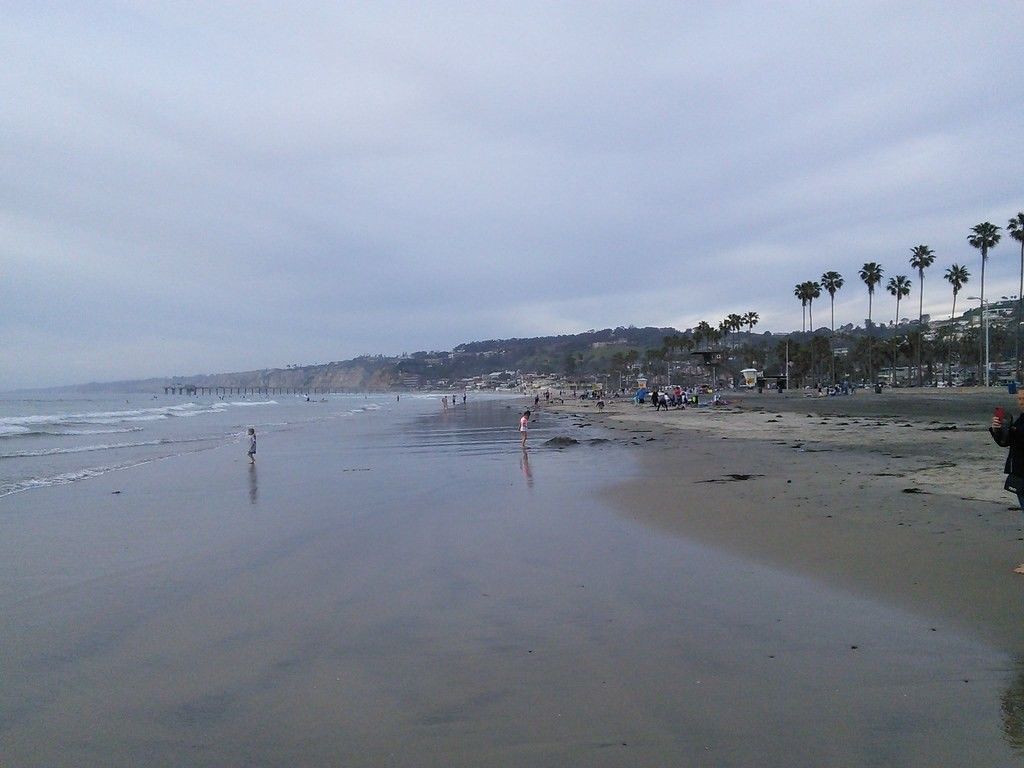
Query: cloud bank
2 2 1021 387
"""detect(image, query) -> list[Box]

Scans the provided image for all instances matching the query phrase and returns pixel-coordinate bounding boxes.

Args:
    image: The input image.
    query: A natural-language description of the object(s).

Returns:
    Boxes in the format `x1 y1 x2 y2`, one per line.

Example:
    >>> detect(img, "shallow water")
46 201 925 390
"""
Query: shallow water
0 391 402 497
0 395 1019 766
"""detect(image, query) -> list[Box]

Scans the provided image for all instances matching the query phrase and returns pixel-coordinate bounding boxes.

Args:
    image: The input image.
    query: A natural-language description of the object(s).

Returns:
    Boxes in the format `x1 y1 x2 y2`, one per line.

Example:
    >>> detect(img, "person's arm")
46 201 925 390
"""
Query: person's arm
991 416 1012 447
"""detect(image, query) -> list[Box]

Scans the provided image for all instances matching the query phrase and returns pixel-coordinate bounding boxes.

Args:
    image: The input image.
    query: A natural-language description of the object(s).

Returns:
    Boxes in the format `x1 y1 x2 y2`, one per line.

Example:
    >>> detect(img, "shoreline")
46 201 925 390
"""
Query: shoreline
548 388 1024 656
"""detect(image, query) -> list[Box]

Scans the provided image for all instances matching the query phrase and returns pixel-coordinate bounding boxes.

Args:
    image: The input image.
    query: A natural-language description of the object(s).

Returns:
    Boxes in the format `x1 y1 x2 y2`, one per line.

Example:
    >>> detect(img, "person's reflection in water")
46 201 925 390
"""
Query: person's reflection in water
1002 662 1024 751
519 448 533 489
248 463 258 505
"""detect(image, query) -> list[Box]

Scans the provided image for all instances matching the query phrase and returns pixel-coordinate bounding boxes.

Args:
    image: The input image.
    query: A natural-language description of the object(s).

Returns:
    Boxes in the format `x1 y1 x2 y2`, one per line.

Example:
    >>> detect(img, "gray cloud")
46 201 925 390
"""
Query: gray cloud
2 2 1022 387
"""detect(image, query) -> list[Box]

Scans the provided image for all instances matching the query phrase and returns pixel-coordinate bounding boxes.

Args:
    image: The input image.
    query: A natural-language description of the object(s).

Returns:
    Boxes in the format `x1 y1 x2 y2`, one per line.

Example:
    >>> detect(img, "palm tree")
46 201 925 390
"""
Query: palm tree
718 318 731 348
943 264 970 383
727 313 744 340
805 281 821 333
804 281 822 383
743 311 759 334
944 264 970 320
909 245 936 385
887 275 912 384
968 222 1002 383
1008 212 1024 382
795 283 809 332
859 263 884 382
694 321 713 350
820 271 844 384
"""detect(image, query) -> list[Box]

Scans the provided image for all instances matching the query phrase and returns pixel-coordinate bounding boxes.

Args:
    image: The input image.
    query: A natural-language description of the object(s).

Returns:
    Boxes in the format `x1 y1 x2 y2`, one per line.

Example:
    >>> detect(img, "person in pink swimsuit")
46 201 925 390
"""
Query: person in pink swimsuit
520 409 531 448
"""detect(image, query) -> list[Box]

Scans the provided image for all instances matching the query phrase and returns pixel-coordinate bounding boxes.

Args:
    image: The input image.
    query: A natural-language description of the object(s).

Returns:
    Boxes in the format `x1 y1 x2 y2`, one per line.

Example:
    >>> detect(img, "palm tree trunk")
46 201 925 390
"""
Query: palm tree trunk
867 292 873 384
1018 240 1023 383
949 292 958 384
809 302 815 384
830 297 836 385
917 275 924 386
893 299 899 385
980 248 986 385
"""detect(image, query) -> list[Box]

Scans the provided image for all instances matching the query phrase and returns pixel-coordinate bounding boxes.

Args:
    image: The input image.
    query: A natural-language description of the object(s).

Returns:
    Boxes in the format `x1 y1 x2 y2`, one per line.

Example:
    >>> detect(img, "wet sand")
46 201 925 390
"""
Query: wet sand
1 396 1021 765
552 388 1024 655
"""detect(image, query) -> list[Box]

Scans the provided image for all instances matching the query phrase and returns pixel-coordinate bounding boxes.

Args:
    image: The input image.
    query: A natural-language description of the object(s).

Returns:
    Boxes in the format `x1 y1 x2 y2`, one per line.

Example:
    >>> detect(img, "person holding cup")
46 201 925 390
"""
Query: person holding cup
991 389 1024 573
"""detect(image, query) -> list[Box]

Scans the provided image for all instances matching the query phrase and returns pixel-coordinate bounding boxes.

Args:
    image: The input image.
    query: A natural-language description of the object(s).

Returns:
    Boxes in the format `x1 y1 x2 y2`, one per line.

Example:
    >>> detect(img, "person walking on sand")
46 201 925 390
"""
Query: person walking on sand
247 427 257 464
520 409 531 448
990 388 1024 573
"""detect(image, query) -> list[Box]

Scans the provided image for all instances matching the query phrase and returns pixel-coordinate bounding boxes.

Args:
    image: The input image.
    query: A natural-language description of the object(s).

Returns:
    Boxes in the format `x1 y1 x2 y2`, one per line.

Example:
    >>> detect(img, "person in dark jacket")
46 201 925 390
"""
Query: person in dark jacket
990 390 1024 510
987 391 1024 505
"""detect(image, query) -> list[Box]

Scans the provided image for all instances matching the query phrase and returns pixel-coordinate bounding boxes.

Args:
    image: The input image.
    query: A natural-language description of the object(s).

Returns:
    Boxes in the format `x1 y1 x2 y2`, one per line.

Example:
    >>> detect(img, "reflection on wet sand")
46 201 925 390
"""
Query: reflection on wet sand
519 448 533 488
248 463 258 505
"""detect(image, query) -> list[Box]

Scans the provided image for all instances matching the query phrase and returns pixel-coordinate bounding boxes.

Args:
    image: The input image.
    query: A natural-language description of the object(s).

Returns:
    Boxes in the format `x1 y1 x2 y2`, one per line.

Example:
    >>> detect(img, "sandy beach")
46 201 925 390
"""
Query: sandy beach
2 393 1022 765
552 388 1024 656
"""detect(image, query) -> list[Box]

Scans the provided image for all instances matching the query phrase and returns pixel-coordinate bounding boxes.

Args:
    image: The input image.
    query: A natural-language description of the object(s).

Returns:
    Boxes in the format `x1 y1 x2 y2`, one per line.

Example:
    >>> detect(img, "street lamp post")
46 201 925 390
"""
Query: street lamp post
967 296 992 387
986 311 990 387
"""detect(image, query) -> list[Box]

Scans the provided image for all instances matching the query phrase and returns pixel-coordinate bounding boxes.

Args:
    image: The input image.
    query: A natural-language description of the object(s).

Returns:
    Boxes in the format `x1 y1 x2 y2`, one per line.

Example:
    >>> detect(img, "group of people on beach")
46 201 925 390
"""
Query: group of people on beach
440 393 468 409
637 385 727 410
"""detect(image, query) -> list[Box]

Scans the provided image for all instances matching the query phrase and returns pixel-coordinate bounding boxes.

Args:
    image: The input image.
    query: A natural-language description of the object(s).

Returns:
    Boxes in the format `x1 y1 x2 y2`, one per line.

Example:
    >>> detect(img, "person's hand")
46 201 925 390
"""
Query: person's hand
992 415 1004 430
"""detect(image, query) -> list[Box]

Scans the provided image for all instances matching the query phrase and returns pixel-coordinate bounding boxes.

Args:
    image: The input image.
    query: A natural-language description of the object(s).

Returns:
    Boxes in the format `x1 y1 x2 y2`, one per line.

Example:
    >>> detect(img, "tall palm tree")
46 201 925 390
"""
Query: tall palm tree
968 222 1002 383
694 320 713 350
804 281 822 383
887 275 912 384
944 264 970 319
718 319 731 348
820 271 844 384
859 263 884 382
727 313 744 339
743 311 759 334
805 281 821 333
1008 212 1024 382
943 264 970 383
795 283 809 332
909 245 936 385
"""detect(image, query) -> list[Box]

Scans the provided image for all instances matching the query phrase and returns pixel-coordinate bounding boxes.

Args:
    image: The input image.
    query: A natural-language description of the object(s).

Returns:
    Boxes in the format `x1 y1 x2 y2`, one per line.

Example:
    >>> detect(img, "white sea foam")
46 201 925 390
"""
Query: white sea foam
0 440 168 459
0 400 277 435
0 460 159 498
61 427 142 436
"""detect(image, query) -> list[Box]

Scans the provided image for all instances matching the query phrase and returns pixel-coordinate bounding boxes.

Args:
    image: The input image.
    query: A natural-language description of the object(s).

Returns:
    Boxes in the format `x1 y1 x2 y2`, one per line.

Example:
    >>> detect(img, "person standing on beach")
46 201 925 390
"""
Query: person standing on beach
247 427 256 464
990 389 1024 573
520 409 531 448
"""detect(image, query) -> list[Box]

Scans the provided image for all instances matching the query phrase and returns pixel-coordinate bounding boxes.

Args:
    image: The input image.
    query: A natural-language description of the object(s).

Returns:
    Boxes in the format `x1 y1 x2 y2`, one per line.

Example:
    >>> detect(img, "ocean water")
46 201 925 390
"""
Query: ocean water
0 391 444 498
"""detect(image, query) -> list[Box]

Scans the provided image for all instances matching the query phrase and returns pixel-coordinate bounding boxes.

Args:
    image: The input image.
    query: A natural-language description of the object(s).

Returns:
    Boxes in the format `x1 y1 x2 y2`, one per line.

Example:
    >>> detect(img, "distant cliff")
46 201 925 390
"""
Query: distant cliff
173 358 400 391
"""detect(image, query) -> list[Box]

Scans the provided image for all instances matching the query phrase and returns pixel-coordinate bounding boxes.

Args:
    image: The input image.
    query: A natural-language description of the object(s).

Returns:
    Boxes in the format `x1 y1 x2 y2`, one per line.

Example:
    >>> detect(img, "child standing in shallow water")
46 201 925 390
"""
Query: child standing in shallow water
247 427 256 463
520 410 531 448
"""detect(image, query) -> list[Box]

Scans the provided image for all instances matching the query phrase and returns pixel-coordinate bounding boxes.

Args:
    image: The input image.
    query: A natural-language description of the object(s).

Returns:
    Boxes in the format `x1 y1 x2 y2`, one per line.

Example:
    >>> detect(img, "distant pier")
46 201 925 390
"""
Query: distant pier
162 386 342 396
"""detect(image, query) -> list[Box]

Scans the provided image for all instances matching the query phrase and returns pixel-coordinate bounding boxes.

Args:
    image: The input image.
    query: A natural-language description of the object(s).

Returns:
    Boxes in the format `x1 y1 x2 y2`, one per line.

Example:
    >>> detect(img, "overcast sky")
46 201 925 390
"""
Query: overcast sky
3 2 1022 388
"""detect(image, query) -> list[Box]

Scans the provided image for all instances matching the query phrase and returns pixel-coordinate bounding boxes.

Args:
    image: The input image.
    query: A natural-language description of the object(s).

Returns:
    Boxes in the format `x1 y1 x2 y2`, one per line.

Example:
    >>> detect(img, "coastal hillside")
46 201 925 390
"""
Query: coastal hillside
57 313 983 393
68 327 694 392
